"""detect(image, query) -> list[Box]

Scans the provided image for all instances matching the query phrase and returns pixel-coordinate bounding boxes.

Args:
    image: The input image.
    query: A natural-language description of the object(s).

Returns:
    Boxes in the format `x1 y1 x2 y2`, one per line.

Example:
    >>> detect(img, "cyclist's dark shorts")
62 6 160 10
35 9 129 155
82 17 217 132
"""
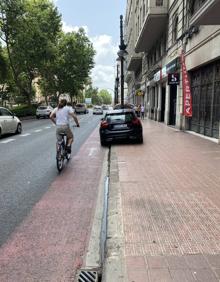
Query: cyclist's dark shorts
56 125 73 141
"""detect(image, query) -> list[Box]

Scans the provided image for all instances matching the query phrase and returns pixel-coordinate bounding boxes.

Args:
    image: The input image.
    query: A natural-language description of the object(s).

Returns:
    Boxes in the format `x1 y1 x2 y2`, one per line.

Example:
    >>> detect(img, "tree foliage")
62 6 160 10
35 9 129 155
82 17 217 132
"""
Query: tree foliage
0 0 61 104
98 89 112 105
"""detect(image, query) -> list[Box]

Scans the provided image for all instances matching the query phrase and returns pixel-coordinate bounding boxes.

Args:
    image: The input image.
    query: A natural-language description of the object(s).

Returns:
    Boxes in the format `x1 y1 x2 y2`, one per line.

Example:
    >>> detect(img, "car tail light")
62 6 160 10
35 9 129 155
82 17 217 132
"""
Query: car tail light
100 120 109 129
132 117 141 126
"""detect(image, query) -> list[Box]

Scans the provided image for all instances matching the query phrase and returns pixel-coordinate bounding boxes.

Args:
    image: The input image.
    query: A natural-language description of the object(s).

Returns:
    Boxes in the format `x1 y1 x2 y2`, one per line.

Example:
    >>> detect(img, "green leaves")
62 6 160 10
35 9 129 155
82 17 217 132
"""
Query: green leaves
0 0 95 105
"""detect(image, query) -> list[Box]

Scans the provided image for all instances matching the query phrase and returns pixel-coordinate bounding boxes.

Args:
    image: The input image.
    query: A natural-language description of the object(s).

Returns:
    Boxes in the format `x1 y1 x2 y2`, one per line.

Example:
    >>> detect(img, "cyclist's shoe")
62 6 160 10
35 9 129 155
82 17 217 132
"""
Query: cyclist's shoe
66 145 71 153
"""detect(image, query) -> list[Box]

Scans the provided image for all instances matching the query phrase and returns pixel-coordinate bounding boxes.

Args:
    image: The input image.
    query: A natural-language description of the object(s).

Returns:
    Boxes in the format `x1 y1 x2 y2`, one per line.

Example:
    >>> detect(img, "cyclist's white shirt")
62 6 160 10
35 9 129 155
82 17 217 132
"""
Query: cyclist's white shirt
52 106 74 126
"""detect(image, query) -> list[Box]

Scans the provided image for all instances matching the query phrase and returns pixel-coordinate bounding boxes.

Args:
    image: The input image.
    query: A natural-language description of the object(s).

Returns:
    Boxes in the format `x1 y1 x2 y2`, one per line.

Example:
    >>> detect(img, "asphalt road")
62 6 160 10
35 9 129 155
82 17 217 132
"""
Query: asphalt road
0 110 103 246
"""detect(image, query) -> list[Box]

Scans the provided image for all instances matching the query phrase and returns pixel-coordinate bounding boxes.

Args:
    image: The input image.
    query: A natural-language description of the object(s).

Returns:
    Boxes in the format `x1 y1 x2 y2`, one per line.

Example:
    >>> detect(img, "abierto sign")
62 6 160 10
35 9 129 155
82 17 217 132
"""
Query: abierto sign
181 51 192 117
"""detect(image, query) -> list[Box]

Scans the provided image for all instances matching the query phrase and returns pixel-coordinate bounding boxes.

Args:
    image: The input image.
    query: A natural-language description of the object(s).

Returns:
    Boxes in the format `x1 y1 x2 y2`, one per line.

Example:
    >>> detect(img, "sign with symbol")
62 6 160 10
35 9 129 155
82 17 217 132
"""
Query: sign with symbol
168 73 180 85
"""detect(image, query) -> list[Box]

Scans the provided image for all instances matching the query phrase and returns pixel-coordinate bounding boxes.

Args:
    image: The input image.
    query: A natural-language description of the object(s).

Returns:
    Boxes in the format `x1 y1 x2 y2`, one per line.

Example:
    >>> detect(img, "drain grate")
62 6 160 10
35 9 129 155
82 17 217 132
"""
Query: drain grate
77 270 99 282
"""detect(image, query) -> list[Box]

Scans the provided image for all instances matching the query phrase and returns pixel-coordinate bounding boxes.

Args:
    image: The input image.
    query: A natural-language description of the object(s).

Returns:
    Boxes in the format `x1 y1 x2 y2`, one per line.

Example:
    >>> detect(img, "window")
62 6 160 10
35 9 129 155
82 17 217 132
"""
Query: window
1 108 12 116
172 14 178 43
156 0 163 6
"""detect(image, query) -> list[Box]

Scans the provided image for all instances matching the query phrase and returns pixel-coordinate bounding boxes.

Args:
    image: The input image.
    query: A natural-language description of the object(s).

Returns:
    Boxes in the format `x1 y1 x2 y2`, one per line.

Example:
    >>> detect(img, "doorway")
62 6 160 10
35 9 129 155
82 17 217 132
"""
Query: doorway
169 85 177 126
161 86 166 122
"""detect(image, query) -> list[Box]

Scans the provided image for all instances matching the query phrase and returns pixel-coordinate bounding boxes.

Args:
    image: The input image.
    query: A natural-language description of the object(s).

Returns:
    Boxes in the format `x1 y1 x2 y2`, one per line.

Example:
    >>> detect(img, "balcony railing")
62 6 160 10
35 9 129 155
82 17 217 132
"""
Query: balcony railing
189 0 220 25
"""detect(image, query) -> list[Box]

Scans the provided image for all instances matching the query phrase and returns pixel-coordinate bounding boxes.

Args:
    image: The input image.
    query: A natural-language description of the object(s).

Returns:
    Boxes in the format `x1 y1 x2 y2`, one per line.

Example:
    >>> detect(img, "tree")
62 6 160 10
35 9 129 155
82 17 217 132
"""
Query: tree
54 29 95 102
98 89 112 105
0 0 62 105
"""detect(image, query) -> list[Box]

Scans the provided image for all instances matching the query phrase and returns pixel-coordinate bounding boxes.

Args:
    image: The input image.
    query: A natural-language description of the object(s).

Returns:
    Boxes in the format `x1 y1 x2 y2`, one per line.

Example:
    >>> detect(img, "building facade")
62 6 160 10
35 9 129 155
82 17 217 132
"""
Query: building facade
124 0 220 141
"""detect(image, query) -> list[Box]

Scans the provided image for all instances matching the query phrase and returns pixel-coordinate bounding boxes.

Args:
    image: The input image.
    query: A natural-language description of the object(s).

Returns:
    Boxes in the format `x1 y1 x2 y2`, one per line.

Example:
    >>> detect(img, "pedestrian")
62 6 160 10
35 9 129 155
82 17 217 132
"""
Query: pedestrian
141 104 145 120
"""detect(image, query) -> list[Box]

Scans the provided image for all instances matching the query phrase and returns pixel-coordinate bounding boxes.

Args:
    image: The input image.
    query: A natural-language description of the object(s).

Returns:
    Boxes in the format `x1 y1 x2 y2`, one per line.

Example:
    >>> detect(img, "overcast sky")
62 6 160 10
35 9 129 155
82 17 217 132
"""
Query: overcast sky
53 0 126 94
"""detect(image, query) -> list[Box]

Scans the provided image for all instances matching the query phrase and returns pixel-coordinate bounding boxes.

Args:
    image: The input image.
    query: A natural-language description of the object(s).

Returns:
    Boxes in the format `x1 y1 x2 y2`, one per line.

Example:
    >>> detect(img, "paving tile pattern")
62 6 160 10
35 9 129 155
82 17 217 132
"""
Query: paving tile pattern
115 120 220 281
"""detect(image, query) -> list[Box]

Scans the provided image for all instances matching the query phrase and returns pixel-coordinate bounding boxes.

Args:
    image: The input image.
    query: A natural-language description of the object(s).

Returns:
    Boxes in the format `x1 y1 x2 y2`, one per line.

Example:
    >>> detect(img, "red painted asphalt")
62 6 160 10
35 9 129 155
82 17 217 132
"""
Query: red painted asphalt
0 127 106 281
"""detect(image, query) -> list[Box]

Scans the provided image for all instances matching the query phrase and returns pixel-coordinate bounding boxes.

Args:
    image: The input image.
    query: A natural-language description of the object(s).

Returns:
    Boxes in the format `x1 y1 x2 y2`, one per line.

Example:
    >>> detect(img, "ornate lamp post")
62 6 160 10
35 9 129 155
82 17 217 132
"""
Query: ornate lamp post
114 64 119 105
117 15 127 108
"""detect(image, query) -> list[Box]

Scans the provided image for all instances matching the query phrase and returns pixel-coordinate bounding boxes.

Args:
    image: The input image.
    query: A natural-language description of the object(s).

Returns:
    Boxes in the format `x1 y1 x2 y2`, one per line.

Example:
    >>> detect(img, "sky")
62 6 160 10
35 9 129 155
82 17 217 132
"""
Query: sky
53 0 127 95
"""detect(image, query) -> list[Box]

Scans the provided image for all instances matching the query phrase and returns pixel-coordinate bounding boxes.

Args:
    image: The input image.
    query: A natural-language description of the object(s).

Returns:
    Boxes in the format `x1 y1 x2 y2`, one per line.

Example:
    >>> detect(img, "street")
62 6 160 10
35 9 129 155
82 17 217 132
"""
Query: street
0 111 103 247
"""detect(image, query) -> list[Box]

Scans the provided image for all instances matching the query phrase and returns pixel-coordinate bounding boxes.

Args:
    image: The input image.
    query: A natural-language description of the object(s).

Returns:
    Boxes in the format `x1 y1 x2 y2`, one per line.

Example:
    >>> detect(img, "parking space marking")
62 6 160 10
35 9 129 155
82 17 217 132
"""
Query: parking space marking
0 139 15 144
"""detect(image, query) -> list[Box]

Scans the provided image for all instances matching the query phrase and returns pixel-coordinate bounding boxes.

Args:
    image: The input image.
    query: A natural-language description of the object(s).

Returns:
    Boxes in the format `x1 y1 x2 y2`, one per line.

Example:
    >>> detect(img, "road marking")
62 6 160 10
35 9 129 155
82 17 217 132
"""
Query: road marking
34 129 42 132
44 126 51 129
20 133 31 137
0 139 15 144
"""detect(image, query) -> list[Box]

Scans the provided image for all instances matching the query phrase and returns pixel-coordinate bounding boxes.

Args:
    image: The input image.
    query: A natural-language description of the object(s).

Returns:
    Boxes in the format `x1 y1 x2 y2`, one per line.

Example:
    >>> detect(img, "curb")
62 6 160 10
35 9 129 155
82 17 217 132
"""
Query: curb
83 149 109 271
102 146 126 282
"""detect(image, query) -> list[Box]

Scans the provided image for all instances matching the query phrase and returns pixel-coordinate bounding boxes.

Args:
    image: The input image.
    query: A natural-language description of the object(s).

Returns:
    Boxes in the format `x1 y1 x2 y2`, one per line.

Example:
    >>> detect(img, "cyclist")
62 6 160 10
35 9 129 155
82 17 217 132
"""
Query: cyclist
50 99 80 153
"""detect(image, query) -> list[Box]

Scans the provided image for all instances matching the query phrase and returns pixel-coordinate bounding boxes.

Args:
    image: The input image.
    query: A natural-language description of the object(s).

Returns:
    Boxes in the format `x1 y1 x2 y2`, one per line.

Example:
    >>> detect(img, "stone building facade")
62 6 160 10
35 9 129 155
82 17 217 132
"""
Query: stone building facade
124 0 220 141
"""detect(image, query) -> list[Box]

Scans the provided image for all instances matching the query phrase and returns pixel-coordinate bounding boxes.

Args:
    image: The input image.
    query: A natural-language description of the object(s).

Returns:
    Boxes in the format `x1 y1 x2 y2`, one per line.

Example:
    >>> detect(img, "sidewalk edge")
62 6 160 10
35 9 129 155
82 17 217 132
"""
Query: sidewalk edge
102 146 126 282
84 149 109 269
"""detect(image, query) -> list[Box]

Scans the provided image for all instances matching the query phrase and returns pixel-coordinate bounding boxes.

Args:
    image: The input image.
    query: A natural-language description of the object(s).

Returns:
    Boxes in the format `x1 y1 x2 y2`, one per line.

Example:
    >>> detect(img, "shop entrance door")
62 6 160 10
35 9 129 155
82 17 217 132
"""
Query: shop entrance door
169 85 177 126
161 87 166 122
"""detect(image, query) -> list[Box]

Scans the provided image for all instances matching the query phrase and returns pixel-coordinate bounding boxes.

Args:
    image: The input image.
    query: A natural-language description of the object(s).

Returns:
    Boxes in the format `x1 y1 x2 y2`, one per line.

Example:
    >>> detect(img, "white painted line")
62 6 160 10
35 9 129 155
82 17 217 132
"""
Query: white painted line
20 133 31 137
0 139 15 144
34 129 42 132
44 126 51 129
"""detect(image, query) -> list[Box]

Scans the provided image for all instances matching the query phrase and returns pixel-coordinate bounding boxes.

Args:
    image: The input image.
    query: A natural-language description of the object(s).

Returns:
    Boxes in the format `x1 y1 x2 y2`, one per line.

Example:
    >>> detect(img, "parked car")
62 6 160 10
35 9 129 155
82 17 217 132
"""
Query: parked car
99 109 143 146
113 103 135 110
0 107 22 138
75 103 88 114
93 106 103 115
102 105 109 110
36 105 53 119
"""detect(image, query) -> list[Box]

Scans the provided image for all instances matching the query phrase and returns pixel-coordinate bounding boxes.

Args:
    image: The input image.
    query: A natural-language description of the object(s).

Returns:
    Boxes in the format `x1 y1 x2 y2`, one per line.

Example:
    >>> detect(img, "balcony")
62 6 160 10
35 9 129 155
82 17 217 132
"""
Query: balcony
189 0 220 25
127 52 142 72
135 0 168 53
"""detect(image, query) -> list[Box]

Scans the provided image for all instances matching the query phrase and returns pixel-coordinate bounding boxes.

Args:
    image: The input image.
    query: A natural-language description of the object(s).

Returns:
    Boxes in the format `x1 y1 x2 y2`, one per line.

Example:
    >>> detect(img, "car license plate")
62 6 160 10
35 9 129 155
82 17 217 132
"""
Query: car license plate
114 124 128 129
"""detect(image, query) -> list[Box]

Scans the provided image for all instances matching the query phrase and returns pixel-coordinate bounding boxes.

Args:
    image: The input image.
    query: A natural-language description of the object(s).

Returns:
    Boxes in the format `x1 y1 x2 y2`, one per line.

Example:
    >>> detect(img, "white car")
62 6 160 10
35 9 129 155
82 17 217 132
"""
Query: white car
0 107 22 138
36 105 53 119
93 106 103 115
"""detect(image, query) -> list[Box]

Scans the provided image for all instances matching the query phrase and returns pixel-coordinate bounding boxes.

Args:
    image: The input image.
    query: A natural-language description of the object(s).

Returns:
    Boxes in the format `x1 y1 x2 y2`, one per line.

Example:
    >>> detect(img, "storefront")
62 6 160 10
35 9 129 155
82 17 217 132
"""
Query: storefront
166 58 181 127
189 59 220 139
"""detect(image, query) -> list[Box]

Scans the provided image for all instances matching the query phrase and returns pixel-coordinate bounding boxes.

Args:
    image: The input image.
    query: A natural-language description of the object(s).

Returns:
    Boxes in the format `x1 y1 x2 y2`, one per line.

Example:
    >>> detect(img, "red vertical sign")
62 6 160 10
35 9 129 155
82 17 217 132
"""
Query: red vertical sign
181 51 192 117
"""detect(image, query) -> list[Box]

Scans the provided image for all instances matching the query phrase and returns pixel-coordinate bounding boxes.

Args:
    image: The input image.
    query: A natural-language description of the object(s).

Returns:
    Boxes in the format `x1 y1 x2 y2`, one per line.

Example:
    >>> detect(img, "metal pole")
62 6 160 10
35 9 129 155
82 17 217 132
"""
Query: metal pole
119 15 126 108
120 57 124 107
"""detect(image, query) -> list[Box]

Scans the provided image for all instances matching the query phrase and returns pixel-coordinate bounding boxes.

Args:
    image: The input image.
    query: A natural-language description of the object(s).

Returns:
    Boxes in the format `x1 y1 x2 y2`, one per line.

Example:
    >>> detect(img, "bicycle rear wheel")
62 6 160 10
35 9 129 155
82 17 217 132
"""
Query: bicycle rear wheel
56 144 64 172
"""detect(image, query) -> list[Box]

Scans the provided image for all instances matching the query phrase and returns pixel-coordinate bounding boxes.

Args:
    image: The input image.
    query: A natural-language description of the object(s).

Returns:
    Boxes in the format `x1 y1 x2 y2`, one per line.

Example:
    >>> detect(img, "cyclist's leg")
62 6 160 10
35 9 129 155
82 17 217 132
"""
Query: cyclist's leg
66 127 73 153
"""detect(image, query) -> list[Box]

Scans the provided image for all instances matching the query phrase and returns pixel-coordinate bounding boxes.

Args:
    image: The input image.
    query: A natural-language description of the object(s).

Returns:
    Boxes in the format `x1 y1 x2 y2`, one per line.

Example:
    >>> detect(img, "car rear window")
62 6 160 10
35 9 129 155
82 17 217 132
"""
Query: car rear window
76 104 84 108
38 106 47 110
106 113 134 123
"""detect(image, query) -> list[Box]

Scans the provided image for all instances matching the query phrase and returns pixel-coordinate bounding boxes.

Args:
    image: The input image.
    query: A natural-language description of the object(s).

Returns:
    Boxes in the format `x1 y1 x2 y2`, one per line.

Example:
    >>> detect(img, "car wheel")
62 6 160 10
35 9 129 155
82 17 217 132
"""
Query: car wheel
16 123 22 134
0 128 2 139
137 135 143 144
101 139 108 146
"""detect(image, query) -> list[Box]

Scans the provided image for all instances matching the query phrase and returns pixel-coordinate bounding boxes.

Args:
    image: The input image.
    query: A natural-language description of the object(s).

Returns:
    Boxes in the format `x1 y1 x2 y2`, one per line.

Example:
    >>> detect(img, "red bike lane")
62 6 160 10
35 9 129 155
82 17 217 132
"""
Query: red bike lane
0 127 106 281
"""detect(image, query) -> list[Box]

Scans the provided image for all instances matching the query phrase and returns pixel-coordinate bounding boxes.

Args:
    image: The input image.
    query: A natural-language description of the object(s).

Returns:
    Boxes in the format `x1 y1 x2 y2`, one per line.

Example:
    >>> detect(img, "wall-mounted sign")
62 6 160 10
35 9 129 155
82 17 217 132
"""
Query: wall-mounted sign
136 90 144 96
161 66 167 79
168 73 180 85
181 51 192 117
166 57 180 74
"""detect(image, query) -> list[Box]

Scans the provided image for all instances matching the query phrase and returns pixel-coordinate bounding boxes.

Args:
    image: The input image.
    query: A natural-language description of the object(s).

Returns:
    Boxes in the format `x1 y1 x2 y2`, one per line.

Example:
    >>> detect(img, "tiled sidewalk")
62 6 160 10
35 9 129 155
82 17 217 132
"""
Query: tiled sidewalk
108 119 220 282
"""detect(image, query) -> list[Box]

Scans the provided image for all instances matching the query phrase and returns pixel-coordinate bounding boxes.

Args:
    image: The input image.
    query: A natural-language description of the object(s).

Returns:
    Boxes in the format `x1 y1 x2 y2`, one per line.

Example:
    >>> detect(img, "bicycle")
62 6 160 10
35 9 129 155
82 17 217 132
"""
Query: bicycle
56 133 71 172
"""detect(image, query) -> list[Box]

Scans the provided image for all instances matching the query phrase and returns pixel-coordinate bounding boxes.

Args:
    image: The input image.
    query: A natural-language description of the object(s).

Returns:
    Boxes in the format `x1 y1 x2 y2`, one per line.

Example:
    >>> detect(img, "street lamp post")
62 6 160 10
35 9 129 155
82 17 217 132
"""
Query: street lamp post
117 15 127 108
114 64 119 105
